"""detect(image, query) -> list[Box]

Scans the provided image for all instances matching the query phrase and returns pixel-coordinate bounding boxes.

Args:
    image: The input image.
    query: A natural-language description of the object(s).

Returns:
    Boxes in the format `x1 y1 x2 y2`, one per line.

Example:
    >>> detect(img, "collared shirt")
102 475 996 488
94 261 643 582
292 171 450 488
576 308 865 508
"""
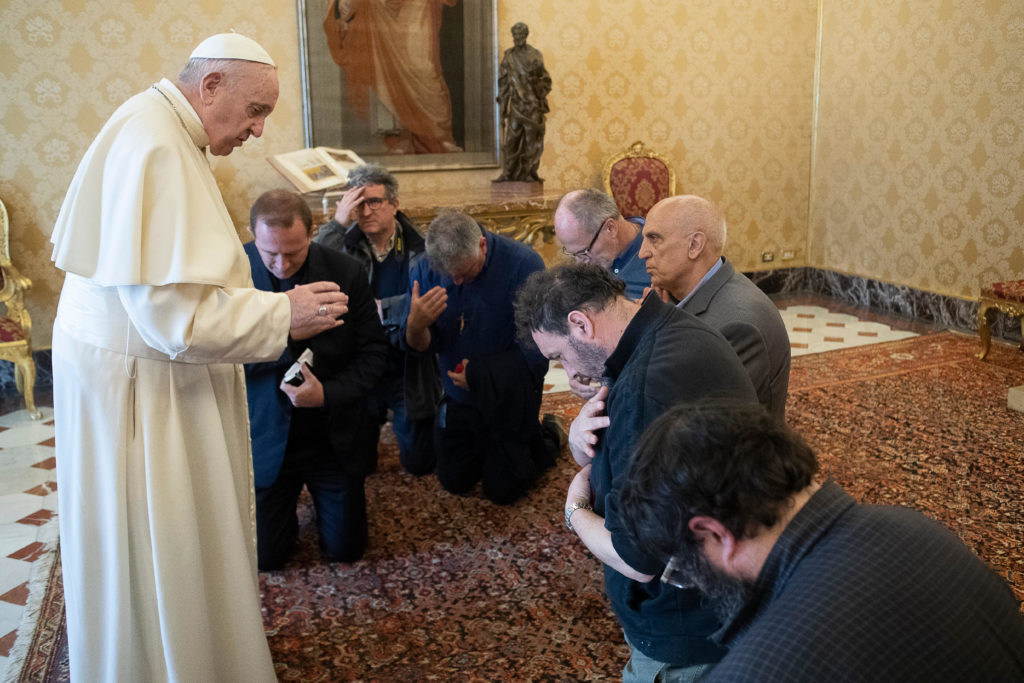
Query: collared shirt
705 481 1024 682
677 256 724 307
610 217 650 300
400 229 547 403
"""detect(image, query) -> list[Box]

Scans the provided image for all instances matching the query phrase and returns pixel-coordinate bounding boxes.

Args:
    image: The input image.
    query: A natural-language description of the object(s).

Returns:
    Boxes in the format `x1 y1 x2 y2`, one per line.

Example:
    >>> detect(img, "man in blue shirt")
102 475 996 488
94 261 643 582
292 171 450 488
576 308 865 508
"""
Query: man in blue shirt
401 210 561 504
554 189 650 398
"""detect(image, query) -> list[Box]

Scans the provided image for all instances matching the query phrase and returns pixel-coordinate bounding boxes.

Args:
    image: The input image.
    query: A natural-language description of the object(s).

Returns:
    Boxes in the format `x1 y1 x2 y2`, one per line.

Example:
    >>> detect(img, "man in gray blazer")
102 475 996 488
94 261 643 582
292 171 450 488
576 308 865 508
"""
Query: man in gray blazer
639 195 791 419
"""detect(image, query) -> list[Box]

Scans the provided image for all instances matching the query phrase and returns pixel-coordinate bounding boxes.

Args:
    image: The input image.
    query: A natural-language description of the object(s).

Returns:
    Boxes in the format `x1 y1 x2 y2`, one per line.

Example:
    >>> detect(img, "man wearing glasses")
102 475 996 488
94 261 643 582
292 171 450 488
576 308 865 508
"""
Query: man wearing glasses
315 163 436 476
554 188 650 300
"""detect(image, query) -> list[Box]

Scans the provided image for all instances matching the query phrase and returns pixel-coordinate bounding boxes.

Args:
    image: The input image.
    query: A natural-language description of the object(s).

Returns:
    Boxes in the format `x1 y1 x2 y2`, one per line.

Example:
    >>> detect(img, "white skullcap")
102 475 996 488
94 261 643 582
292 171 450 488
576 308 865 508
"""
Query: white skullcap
189 32 276 67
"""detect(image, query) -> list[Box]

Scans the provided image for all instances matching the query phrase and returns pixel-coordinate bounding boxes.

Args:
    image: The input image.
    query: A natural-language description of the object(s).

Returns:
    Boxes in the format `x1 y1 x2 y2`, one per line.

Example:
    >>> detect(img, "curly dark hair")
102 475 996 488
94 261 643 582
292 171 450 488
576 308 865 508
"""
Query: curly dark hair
619 400 818 563
512 263 626 348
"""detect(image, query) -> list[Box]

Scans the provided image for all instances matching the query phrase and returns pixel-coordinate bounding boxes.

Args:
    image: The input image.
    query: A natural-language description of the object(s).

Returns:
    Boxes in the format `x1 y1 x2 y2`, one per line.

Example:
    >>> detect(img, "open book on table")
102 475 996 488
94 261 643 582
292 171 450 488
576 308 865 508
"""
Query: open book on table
267 147 366 194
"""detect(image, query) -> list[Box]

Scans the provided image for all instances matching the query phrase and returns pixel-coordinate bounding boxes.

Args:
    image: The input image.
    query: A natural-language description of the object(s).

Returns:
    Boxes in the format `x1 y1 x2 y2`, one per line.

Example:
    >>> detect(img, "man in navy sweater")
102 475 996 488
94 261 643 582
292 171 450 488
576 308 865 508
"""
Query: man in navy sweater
514 264 757 682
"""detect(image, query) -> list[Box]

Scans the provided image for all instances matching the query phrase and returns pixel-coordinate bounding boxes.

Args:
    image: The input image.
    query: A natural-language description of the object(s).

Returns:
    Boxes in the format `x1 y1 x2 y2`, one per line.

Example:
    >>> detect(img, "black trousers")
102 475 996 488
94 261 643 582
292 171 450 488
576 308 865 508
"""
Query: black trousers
434 397 558 505
255 447 368 571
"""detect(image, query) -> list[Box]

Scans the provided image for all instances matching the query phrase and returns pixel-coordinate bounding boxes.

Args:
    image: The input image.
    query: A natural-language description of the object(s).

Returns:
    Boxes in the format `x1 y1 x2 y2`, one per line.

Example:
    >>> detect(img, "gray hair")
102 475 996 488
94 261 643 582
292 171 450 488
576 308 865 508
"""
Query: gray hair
425 210 483 274
346 163 399 201
563 188 620 237
176 58 249 88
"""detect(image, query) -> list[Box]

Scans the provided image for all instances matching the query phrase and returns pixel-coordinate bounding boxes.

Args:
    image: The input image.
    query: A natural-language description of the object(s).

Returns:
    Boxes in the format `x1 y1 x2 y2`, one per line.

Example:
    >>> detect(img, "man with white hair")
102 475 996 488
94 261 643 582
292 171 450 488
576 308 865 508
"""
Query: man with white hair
640 195 791 419
50 34 343 680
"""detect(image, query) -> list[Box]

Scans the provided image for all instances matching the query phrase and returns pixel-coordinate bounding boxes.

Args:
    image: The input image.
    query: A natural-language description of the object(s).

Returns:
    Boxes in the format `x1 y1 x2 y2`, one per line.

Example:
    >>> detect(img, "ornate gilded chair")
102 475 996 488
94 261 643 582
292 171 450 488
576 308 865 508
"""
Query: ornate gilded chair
0 198 40 418
602 140 677 218
976 279 1024 361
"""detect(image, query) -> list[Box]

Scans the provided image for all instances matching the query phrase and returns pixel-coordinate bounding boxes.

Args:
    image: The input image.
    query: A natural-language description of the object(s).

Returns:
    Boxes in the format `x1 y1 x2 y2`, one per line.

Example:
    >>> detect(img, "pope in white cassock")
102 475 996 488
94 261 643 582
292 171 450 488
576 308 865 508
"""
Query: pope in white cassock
49 34 347 681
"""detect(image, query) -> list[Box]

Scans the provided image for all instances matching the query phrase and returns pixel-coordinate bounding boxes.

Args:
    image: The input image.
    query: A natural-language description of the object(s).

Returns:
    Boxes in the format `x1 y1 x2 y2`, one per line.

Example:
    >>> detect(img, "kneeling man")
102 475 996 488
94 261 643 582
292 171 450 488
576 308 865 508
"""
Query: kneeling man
244 190 387 569
620 402 1024 682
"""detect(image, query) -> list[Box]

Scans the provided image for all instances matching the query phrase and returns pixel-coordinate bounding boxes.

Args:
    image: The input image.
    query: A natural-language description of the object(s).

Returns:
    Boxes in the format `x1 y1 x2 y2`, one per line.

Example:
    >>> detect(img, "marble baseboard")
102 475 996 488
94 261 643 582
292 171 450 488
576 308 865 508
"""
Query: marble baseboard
746 267 1022 345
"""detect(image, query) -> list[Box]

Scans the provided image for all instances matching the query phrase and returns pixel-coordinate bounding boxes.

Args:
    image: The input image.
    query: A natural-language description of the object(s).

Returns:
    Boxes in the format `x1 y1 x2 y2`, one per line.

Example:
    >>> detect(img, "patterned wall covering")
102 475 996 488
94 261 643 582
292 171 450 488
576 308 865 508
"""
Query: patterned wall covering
809 0 1024 300
3 0 826 349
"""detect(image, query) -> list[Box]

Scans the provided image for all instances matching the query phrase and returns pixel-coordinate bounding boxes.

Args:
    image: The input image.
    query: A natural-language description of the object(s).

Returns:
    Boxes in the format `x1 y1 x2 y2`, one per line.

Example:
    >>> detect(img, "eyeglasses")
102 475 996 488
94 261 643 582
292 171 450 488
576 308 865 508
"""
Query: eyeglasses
560 219 608 260
362 196 389 211
660 555 692 589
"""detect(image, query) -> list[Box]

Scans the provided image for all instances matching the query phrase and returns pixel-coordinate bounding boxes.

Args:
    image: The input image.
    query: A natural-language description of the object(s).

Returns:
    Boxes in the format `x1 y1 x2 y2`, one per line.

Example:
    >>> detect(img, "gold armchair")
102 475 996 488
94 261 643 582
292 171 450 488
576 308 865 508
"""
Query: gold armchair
0 198 40 418
602 140 677 218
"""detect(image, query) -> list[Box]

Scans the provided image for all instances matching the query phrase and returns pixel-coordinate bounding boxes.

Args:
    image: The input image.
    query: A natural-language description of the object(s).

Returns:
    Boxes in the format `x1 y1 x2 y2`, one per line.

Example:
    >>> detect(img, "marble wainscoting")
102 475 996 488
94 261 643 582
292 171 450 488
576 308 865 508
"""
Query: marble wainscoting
746 267 1022 346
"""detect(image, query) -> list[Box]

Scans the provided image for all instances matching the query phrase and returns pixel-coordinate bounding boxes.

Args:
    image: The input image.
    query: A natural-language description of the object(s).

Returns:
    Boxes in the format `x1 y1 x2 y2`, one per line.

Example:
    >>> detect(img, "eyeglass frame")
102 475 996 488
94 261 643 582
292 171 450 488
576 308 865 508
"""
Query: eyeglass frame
360 196 391 211
560 218 610 260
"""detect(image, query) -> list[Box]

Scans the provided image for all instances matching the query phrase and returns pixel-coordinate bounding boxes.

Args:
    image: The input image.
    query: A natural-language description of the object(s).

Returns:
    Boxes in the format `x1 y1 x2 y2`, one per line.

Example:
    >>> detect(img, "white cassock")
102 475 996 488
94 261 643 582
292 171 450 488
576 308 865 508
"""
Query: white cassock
50 79 287 682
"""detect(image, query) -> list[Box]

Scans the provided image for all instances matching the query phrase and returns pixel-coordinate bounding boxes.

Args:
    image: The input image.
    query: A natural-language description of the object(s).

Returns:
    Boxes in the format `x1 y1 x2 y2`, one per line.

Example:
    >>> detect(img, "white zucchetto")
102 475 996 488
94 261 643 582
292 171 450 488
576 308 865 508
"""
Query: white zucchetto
189 32 276 67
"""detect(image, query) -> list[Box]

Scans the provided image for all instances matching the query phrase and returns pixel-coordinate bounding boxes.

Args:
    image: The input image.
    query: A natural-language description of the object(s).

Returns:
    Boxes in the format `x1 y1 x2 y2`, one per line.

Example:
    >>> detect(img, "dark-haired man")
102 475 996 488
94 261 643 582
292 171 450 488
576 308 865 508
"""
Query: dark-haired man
514 264 757 682
620 402 1024 682
315 163 435 474
245 189 387 569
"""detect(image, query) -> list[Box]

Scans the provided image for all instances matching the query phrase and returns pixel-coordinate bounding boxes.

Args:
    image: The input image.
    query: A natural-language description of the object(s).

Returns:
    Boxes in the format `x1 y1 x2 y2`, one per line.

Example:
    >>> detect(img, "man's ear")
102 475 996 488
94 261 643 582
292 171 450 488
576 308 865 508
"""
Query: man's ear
688 231 707 260
246 224 254 238
478 236 487 257
688 515 738 573
566 310 595 340
199 70 225 104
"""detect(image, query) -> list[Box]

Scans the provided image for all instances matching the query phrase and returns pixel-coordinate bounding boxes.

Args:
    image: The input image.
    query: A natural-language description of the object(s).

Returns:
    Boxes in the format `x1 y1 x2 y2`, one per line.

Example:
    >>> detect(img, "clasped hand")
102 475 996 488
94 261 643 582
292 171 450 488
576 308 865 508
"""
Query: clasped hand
568 385 610 466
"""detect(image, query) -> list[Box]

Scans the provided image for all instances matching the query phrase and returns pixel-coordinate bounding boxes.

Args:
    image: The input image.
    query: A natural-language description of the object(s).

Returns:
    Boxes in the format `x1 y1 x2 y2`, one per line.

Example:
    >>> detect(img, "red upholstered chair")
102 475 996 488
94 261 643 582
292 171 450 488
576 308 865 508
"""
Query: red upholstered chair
0 198 40 418
602 140 677 218
976 279 1024 361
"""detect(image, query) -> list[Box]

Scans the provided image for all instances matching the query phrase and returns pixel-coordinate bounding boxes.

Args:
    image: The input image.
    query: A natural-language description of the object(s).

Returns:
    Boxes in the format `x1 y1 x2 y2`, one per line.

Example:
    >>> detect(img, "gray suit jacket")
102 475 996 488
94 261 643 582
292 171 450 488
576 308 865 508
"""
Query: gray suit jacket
680 258 791 419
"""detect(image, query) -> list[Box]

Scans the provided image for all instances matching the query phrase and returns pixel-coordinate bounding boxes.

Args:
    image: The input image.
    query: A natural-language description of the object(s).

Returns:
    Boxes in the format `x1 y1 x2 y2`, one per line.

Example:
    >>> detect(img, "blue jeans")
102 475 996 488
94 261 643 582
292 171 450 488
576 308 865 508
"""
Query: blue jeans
623 638 713 683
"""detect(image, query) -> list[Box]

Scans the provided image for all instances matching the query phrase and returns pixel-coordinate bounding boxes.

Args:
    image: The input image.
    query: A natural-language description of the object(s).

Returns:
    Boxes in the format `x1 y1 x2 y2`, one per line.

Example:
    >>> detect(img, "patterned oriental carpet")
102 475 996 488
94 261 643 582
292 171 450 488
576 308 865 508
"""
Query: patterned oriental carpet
13 332 1024 682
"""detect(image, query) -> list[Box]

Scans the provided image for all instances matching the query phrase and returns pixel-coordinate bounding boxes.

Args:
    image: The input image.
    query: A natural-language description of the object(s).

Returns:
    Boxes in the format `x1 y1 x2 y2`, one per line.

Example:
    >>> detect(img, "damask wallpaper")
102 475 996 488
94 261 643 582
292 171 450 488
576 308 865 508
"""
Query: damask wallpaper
0 0 1017 349
809 0 1024 300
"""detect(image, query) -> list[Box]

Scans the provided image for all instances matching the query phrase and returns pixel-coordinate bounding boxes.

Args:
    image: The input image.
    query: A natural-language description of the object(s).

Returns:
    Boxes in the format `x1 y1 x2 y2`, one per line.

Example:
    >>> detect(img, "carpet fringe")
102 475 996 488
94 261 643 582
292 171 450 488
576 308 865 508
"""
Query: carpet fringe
4 541 58 683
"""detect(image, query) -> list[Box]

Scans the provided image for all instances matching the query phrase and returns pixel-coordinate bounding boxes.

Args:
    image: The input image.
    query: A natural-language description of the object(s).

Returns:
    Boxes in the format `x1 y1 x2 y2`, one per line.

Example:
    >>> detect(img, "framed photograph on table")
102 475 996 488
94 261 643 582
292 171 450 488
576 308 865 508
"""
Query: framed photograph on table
297 0 499 171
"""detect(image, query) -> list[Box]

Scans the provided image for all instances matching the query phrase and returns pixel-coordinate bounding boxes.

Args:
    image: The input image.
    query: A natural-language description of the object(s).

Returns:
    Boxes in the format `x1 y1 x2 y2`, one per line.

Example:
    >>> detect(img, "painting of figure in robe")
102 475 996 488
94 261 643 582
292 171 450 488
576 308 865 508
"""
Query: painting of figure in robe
324 0 467 155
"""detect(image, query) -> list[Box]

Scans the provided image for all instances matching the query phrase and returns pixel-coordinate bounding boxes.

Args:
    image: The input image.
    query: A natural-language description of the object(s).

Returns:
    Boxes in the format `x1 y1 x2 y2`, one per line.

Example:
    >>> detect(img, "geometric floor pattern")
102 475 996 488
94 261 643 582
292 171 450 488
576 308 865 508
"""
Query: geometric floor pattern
0 408 56 680
0 303 918 678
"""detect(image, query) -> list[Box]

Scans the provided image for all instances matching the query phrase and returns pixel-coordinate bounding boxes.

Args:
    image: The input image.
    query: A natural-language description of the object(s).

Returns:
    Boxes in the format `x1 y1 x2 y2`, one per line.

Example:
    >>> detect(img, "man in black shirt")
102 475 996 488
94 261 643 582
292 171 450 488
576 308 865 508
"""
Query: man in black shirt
514 264 757 681
245 190 387 568
620 402 1024 682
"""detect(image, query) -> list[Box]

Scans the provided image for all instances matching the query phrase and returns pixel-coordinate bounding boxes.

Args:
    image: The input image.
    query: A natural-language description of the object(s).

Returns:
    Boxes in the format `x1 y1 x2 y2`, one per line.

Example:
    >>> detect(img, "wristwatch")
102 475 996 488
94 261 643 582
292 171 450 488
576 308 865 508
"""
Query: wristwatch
564 501 593 531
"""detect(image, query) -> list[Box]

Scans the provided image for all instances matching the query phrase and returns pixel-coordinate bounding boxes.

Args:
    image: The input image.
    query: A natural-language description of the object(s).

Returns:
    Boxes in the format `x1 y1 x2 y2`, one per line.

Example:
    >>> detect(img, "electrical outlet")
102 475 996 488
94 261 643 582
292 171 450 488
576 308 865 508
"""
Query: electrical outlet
782 249 796 260
761 251 775 263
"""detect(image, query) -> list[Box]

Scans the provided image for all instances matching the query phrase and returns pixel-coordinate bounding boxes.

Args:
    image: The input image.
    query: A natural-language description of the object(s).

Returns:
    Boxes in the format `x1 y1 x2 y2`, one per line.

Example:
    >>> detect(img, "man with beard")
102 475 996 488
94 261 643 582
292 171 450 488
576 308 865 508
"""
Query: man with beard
619 401 1024 682
514 264 758 682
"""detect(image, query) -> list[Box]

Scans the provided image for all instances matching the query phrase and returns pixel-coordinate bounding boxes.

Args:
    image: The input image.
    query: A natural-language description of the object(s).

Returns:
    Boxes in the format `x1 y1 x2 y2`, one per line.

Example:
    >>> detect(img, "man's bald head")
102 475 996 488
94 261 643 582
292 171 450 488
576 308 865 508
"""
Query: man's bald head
640 195 728 301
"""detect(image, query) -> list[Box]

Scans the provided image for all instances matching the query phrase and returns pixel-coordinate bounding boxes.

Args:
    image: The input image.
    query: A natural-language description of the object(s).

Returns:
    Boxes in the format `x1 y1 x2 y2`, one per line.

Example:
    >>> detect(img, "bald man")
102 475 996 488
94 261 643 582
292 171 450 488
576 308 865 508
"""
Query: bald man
639 196 790 418
554 188 650 300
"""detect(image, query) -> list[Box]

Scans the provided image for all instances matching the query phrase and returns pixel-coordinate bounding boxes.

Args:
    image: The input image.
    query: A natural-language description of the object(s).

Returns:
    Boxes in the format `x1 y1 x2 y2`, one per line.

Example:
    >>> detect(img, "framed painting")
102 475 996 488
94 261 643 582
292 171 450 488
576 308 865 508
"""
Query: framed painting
297 0 499 171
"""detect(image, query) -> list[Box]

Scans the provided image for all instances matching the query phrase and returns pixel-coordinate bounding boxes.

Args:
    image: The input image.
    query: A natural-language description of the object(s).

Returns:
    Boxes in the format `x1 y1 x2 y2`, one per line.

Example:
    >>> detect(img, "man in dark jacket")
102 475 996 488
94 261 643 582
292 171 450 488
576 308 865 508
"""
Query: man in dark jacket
245 189 387 569
315 163 436 475
514 264 758 682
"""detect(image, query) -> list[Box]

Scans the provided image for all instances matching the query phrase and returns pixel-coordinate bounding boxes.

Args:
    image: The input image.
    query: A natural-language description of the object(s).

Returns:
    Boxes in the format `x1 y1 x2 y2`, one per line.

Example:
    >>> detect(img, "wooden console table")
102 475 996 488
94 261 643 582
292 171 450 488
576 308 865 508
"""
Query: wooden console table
312 186 566 266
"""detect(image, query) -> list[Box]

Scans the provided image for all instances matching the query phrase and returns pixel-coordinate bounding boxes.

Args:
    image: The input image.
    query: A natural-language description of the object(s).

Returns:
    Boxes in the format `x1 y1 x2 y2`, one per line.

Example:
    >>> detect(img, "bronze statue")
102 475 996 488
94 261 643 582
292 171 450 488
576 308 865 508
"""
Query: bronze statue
495 23 551 183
